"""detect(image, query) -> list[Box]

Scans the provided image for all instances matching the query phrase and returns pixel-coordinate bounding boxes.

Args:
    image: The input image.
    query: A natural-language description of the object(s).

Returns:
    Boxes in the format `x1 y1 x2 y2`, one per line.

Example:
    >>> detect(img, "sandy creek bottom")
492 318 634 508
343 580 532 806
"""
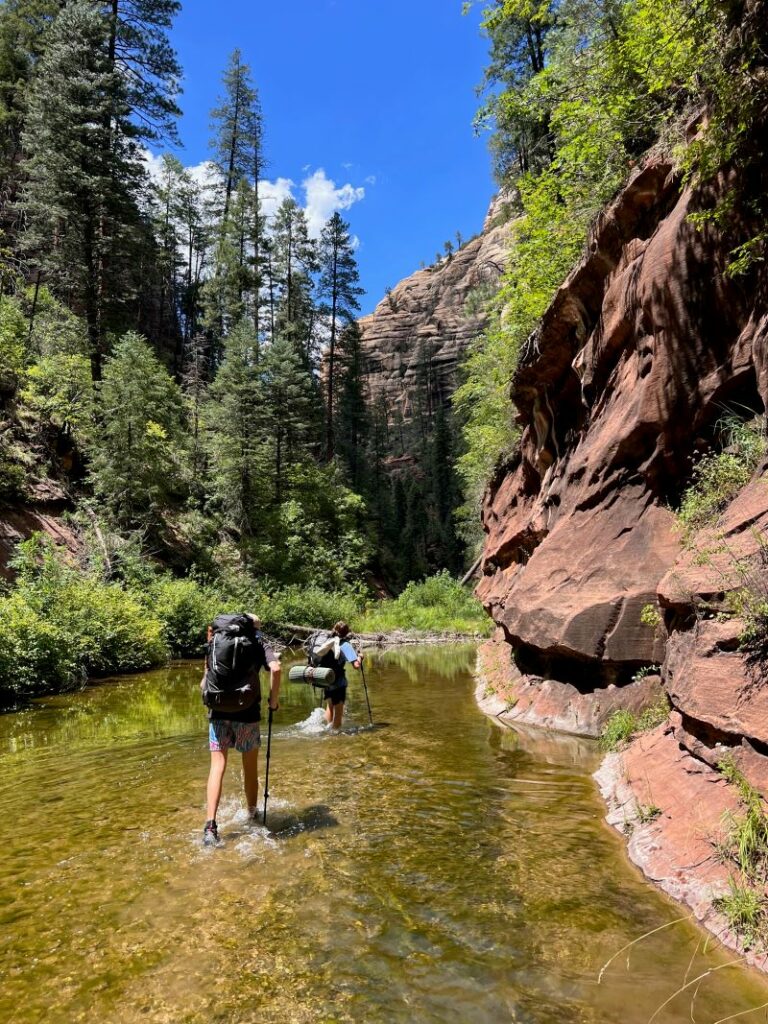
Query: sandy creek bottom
2 645 768 1024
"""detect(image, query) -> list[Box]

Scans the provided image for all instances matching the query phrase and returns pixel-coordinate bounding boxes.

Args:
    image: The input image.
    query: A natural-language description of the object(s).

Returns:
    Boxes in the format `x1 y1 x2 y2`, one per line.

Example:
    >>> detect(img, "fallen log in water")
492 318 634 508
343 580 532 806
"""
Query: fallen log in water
274 623 483 648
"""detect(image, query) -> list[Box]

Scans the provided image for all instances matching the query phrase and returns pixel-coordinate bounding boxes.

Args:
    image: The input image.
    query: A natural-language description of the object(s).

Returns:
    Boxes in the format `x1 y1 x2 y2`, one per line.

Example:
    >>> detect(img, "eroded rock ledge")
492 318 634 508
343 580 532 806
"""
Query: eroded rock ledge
475 147 768 959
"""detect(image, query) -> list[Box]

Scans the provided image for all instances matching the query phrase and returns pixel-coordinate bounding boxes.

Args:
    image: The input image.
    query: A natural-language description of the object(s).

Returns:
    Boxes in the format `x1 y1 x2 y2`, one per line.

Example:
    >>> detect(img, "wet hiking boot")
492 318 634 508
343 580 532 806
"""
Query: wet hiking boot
202 819 219 846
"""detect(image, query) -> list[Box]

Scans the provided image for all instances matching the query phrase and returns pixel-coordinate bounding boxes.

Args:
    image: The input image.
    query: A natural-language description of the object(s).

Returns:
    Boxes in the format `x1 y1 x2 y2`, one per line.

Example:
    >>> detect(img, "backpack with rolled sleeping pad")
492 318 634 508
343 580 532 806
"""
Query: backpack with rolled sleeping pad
203 613 262 713
304 630 342 676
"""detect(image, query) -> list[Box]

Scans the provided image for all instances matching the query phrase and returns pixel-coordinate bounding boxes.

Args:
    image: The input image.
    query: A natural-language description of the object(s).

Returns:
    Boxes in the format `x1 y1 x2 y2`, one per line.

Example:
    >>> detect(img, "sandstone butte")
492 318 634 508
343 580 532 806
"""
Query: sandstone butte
475 151 768 967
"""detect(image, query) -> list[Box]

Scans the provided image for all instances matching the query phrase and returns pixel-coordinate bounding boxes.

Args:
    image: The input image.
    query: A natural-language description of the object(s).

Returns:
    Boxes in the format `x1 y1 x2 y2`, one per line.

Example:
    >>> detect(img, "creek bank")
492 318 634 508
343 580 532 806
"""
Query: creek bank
278 622 486 650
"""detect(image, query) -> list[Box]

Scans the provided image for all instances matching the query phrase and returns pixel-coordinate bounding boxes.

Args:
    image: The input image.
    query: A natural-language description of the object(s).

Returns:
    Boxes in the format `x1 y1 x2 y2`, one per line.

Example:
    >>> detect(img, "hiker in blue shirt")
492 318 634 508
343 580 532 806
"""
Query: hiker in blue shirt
324 620 361 731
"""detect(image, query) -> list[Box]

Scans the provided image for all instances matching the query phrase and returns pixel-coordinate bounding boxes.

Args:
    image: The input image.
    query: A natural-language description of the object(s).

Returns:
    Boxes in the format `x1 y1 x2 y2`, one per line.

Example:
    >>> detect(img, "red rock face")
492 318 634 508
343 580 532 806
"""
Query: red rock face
358 195 513 422
478 159 768 735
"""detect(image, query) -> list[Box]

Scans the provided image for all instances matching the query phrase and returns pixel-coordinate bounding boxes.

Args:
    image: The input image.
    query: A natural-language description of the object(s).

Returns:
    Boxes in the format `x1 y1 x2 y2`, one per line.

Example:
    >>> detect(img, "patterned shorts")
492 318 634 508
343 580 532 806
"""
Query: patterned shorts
209 720 261 753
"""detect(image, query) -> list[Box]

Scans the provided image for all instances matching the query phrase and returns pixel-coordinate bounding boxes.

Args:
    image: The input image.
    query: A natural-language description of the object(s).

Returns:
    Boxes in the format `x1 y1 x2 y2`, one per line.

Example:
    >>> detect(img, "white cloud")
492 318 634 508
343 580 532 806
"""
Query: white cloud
302 168 365 237
365 174 377 185
259 176 296 221
142 150 366 237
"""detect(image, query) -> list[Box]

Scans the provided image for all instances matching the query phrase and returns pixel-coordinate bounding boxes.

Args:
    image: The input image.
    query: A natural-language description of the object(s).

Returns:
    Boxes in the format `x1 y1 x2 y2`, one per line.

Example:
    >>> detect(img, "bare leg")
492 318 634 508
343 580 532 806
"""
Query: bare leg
332 702 344 730
242 747 260 816
325 699 334 725
206 750 228 821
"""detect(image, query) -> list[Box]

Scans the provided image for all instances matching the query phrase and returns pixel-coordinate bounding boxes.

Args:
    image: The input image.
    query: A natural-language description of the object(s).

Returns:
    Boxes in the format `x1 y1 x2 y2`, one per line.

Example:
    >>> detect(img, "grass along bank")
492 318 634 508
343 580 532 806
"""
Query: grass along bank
0 541 489 708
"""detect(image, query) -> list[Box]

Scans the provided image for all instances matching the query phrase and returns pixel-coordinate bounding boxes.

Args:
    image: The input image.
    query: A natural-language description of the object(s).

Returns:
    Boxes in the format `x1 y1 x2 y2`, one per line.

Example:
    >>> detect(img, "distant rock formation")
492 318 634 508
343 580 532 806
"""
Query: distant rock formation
358 195 513 424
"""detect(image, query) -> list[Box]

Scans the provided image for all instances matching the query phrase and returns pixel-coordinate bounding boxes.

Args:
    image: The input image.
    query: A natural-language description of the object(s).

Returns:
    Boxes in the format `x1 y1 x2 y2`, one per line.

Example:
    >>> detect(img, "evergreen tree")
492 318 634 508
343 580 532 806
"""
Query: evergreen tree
0 0 58 196
318 211 363 460
21 0 146 379
204 319 263 532
259 333 318 503
271 196 317 356
209 50 258 225
104 0 182 144
88 331 188 525
151 153 186 362
335 321 369 490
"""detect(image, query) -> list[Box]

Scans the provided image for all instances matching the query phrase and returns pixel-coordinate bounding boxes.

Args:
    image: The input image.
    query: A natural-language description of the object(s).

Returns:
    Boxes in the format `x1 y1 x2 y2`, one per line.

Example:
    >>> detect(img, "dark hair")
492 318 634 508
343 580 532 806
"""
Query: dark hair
333 620 350 638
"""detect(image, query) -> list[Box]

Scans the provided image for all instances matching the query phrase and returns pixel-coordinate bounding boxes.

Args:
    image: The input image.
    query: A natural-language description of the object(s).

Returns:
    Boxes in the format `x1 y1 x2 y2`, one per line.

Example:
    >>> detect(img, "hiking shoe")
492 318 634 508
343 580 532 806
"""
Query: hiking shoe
203 819 219 846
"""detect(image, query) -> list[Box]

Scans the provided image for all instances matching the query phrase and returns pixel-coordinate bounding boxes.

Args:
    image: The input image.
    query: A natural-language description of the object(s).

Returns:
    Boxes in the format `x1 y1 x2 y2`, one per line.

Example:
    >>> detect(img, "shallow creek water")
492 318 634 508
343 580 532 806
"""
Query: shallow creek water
2 645 768 1023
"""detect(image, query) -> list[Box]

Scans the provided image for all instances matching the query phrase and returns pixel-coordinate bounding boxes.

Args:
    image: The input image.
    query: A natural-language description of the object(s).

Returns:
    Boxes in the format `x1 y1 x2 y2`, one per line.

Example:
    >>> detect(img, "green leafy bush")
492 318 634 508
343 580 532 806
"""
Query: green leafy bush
148 577 222 657
677 418 766 540
354 571 490 635
0 592 80 700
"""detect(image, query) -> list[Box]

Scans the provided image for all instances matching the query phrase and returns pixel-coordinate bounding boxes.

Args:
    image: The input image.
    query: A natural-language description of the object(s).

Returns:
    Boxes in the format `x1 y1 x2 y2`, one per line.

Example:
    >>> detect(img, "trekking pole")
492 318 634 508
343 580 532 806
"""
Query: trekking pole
262 704 274 826
360 662 374 726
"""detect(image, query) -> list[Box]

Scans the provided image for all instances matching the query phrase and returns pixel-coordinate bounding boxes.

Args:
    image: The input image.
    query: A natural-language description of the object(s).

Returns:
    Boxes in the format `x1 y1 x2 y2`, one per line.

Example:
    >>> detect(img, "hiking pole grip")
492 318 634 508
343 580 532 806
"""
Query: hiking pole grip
360 663 374 726
263 705 274 826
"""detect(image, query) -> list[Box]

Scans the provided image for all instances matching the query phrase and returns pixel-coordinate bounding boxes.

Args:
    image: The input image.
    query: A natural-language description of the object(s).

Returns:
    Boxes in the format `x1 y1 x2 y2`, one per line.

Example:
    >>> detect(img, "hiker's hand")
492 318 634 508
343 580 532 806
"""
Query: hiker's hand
353 659 361 670
269 698 280 711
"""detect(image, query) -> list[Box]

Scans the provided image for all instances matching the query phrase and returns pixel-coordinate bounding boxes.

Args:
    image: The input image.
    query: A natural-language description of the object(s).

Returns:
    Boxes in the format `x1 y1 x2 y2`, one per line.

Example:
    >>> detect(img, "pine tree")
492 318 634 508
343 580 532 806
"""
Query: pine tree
88 331 188 525
209 50 258 225
21 0 146 379
259 333 318 504
0 0 59 197
318 212 363 460
271 196 317 356
204 319 264 532
104 0 182 144
335 321 369 490
151 153 186 363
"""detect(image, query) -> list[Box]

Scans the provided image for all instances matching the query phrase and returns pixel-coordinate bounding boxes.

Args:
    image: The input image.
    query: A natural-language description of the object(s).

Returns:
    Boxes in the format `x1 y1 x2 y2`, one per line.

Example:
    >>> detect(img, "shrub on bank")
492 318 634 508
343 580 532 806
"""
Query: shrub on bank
354 571 490 635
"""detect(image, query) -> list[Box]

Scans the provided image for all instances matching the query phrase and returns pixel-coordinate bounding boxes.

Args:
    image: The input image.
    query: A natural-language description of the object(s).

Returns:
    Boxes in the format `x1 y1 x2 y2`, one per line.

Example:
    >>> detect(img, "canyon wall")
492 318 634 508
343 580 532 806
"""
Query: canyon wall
358 195 512 423
475 150 768 956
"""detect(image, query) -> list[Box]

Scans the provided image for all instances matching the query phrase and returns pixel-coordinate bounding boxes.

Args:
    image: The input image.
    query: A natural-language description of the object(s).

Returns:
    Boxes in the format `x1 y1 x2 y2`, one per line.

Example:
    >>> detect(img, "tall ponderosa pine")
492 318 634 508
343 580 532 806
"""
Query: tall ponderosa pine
318 212 363 460
22 0 146 379
209 50 258 226
207 51 265 346
104 0 182 143
335 321 368 490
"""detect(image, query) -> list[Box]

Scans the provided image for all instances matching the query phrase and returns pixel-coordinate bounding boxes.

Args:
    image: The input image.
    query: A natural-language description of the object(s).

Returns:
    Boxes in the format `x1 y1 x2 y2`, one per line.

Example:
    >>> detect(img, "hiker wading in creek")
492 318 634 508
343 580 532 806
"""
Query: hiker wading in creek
319 621 362 731
200 613 281 845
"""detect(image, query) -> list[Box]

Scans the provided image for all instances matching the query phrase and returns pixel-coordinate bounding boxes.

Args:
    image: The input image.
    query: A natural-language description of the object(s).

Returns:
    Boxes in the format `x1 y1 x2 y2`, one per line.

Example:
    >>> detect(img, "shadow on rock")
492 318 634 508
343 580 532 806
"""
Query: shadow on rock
268 803 339 837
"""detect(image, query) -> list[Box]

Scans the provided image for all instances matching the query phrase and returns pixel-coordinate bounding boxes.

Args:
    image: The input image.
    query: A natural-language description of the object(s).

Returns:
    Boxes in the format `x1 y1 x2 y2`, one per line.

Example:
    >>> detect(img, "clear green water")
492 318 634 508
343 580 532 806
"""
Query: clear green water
2 646 767 1024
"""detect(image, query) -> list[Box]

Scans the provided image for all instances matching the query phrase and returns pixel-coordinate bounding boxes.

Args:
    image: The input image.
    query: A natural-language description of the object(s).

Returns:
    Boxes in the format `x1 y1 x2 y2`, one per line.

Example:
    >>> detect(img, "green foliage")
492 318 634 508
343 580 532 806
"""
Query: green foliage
599 709 637 751
0 295 27 391
713 880 767 949
21 353 93 443
636 803 662 824
87 332 188 526
713 757 768 947
677 419 766 540
640 603 662 629
0 535 168 701
354 571 490 635
600 694 669 750
146 577 222 657
637 696 669 731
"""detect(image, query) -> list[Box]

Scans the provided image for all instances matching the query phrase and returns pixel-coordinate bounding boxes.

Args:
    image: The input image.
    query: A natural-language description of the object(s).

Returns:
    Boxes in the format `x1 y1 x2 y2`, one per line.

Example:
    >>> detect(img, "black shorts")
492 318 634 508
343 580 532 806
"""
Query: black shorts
326 683 347 706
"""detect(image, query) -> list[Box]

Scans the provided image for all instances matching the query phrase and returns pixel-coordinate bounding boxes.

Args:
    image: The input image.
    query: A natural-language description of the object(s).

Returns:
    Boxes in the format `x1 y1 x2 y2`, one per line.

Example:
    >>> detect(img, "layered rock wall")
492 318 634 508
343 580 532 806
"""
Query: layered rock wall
358 196 513 423
475 133 768 957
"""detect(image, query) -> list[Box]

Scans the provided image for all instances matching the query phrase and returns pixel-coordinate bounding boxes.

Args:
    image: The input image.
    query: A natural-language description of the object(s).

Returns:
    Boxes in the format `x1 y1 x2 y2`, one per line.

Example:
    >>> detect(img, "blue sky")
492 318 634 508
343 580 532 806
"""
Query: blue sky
162 0 496 314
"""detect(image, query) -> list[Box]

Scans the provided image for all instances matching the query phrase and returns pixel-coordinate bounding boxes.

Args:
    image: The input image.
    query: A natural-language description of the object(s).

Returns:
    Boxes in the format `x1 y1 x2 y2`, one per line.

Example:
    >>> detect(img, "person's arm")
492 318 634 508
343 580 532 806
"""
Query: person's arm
340 641 362 671
262 643 281 710
268 659 281 710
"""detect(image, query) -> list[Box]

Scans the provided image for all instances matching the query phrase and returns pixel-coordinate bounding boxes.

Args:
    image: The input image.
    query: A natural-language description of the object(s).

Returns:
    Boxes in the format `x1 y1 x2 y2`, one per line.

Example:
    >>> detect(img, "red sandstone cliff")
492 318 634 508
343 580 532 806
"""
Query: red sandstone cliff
475 127 768 956
358 196 513 421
